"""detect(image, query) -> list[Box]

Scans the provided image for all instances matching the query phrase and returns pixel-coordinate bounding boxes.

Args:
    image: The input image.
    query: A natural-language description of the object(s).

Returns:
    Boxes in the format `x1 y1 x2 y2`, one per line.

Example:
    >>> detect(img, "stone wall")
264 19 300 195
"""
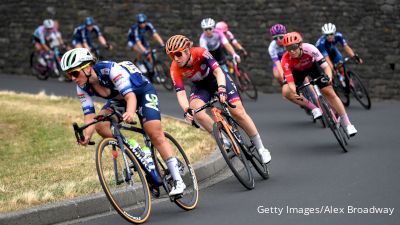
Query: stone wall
0 0 399 99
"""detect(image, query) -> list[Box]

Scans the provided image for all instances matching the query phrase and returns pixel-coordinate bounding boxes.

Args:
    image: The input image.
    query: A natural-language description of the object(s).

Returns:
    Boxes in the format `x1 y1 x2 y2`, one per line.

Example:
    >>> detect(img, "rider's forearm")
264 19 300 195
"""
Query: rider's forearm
153 33 164 46
323 65 333 79
98 36 107 47
124 92 137 116
325 56 334 70
213 67 226 87
136 41 147 53
275 61 284 81
224 42 236 56
343 45 355 57
83 113 96 139
176 90 190 111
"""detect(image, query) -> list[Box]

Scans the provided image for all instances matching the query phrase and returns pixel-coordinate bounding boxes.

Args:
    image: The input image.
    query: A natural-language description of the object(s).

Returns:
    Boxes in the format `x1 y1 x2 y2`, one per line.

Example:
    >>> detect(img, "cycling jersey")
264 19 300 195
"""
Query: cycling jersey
32 25 54 45
127 22 157 49
224 31 238 45
76 61 160 122
281 43 329 87
72 24 102 48
199 30 229 52
268 40 286 68
170 47 240 103
315 32 347 65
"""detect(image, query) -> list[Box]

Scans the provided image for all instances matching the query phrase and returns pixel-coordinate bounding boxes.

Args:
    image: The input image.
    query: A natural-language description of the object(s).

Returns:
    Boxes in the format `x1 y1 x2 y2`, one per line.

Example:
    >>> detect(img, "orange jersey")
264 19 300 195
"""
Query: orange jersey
170 47 220 92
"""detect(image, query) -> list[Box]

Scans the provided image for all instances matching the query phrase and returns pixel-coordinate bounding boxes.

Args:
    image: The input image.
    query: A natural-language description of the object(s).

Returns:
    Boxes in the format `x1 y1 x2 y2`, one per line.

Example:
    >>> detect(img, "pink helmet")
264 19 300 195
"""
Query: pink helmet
270 24 287 36
215 21 228 33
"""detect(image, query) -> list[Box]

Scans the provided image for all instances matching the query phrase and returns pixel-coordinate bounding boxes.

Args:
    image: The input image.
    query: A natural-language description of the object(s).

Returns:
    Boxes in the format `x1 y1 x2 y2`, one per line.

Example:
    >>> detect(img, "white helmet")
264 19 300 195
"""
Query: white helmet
321 23 336 34
60 48 94 72
201 18 215 29
43 19 54 29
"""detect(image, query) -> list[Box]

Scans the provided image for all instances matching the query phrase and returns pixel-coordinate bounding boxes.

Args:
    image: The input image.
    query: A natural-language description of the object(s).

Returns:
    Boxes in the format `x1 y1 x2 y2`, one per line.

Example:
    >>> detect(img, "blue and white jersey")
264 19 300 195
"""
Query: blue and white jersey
77 61 150 115
72 24 102 47
315 32 348 57
127 22 157 47
33 25 53 44
268 40 286 63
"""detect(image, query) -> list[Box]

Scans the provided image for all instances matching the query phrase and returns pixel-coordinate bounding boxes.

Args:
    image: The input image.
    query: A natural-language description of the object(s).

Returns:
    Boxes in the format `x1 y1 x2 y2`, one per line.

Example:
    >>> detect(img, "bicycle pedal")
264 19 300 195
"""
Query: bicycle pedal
150 186 161 198
169 194 183 201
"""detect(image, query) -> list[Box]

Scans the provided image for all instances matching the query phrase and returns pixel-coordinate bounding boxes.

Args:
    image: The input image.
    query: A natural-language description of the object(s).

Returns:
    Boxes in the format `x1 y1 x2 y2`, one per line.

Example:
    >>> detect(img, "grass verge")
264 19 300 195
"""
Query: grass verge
0 91 215 212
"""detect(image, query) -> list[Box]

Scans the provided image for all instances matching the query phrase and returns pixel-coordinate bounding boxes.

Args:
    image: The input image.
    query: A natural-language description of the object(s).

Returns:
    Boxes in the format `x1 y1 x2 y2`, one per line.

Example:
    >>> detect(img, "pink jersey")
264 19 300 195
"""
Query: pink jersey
281 43 328 83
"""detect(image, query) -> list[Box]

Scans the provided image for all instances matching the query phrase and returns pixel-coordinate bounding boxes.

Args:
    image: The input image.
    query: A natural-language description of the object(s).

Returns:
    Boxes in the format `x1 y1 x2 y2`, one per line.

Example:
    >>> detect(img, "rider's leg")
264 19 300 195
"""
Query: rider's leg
189 98 214 133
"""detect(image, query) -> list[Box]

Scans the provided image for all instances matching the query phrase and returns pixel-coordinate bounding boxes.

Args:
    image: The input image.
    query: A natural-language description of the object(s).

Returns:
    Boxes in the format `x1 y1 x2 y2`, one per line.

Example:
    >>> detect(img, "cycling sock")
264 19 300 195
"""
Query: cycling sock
166 157 183 182
340 114 351 126
250 133 265 150
304 98 317 110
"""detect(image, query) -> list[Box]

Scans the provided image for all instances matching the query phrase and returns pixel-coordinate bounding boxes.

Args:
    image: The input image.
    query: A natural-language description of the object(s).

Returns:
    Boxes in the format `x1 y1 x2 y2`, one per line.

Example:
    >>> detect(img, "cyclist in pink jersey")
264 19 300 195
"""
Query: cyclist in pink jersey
215 21 248 56
166 34 271 164
281 32 357 137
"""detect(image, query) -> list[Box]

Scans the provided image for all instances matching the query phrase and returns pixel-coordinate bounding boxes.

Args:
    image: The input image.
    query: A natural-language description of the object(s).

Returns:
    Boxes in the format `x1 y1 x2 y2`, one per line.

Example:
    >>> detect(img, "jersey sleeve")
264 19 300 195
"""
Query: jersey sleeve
93 25 102 37
170 63 185 92
199 34 208 50
315 37 328 57
308 44 329 69
336 32 347 46
281 54 294 83
77 86 96 115
109 63 135 96
146 22 157 35
217 30 229 45
268 42 280 62
201 48 220 72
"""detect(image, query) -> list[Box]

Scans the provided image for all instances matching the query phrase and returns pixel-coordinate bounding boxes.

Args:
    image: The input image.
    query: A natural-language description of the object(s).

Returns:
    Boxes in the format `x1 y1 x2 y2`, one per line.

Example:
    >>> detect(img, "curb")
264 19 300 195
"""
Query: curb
0 149 225 225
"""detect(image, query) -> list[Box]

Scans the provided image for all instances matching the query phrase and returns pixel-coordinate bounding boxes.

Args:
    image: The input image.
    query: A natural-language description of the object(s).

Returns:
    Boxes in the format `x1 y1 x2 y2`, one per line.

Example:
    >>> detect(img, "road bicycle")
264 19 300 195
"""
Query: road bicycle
73 104 198 224
135 48 174 91
300 80 328 128
30 47 67 81
193 96 269 190
298 76 349 152
332 57 371 109
227 56 258 100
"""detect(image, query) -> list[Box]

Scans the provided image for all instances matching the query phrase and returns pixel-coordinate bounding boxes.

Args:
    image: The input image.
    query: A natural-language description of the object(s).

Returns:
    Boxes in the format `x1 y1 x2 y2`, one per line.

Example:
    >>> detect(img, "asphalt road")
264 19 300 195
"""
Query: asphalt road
1 75 399 225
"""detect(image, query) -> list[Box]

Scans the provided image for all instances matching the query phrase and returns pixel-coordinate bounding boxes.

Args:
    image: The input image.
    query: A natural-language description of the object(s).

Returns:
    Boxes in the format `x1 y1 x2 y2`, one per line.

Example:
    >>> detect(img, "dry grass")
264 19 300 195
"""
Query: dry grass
0 91 215 212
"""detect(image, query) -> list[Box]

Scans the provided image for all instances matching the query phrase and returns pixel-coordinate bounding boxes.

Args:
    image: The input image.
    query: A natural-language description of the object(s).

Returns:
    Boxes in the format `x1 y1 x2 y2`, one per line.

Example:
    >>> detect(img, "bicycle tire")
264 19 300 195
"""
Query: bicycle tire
30 51 49 80
154 60 174 91
212 122 255 190
332 74 350 107
319 97 348 152
238 68 258 100
152 132 199 210
348 71 371 110
96 138 151 224
228 117 269 179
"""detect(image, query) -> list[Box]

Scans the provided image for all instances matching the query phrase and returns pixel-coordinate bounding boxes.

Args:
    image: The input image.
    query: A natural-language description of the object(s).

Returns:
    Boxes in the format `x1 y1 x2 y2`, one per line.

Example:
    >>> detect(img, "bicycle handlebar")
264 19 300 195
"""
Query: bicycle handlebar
297 75 329 91
191 96 236 128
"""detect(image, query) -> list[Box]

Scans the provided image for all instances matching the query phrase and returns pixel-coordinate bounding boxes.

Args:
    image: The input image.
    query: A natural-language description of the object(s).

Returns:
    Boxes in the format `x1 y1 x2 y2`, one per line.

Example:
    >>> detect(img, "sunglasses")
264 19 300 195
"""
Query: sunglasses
273 35 284 41
204 28 212 31
325 33 335 37
67 70 80 78
170 51 184 58
286 43 301 51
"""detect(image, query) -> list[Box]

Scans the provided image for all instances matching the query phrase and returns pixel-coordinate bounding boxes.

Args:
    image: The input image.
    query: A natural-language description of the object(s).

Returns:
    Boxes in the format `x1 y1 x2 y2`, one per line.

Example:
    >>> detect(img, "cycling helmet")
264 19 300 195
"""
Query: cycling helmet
270 24 287 36
165 35 192 55
321 23 336 34
201 18 215 29
85 17 94 26
136 13 147 23
60 48 94 72
282 32 303 47
215 21 228 33
43 19 54 29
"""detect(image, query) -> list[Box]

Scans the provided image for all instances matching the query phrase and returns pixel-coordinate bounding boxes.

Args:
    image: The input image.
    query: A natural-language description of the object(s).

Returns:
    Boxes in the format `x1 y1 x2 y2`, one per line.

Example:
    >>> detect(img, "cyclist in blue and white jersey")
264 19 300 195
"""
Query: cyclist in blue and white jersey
32 19 57 53
72 17 112 51
267 24 287 86
315 23 363 72
60 48 186 196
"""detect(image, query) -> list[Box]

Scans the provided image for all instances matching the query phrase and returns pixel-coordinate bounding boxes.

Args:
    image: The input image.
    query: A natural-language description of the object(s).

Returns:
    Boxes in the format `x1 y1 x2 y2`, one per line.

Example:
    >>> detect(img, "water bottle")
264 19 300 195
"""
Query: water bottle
338 74 346 88
142 147 155 170
137 62 147 74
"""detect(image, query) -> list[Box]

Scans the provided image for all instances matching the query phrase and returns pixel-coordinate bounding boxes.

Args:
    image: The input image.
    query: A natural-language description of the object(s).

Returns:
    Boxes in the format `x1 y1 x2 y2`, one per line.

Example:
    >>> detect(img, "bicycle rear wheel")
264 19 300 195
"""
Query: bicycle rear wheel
212 122 255 190
229 118 269 179
332 74 350 107
96 138 151 224
238 68 258 100
348 71 371 110
319 97 348 152
153 132 199 210
154 61 174 91
30 51 49 80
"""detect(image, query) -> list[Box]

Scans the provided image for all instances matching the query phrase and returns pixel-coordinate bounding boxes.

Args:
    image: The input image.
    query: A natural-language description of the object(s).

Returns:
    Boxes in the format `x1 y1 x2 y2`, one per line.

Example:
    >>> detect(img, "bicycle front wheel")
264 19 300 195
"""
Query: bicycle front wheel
348 71 371 110
238 68 258 100
30 51 49 80
96 138 151 224
332 74 350 107
319 97 348 152
213 122 255 190
154 61 174 91
153 132 199 210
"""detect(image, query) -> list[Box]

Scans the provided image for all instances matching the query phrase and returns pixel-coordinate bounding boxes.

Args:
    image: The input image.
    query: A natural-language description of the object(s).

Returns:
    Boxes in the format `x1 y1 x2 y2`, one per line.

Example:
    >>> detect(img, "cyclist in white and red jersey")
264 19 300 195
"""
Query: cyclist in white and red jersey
215 21 248 56
166 35 271 164
267 24 287 85
199 18 241 72
281 32 357 137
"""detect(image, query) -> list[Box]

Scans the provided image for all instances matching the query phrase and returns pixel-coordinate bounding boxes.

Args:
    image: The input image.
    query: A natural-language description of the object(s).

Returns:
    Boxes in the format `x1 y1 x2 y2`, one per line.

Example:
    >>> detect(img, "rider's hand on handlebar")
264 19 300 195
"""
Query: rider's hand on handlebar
233 53 241 64
218 85 227 103
184 108 195 123
122 111 135 123
78 135 92 146
352 54 363 64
